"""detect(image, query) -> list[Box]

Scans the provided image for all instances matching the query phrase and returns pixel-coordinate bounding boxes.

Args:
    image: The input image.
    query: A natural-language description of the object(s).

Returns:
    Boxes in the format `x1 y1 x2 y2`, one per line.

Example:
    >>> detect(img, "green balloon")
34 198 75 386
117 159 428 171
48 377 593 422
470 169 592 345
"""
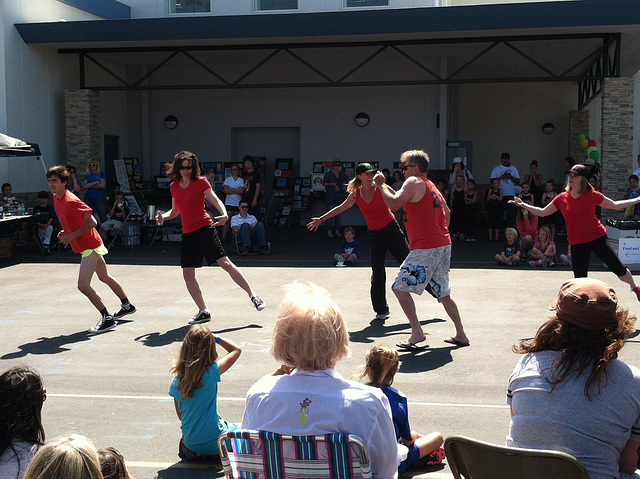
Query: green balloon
589 150 600 161
577 133 586 141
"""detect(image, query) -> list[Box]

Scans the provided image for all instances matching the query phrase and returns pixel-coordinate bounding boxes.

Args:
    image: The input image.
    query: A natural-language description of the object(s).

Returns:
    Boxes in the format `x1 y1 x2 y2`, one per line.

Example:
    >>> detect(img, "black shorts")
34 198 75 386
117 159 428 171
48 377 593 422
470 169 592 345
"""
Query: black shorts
181 225 226 268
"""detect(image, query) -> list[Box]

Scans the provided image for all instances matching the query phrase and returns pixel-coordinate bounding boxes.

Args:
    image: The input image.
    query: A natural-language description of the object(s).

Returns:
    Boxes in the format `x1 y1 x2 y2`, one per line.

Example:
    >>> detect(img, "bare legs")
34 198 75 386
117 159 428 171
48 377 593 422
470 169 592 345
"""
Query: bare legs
77 253 127 311
394 288 469 345
182 258 256 311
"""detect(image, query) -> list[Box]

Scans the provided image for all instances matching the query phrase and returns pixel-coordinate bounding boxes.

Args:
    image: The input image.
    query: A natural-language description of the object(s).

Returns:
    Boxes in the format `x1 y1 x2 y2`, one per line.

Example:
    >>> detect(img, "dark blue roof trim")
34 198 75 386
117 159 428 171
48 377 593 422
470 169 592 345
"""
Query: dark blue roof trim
15 0 640 46
58 0 131 20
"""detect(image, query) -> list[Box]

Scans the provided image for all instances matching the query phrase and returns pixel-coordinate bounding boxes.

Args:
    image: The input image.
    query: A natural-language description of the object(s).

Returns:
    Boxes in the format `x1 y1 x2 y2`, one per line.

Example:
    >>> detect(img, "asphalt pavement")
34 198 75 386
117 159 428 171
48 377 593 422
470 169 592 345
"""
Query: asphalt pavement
2 226 639 479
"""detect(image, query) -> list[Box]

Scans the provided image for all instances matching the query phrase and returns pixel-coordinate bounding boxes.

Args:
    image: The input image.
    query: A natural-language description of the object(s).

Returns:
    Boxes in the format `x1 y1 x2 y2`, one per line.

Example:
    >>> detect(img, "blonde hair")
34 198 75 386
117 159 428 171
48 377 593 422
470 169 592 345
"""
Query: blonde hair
357 344 399 388
347 176 362 193
171 324 218 400
538 225 553 246
505 227 518 239
565 175 593 194
23 435 102 479
271 282 350 371
86 158 101 175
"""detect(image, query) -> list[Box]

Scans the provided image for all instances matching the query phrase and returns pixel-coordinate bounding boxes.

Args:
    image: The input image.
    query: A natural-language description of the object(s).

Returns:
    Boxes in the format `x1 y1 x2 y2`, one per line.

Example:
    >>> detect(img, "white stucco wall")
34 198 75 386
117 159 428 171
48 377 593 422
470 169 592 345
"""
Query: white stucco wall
0 0 103 192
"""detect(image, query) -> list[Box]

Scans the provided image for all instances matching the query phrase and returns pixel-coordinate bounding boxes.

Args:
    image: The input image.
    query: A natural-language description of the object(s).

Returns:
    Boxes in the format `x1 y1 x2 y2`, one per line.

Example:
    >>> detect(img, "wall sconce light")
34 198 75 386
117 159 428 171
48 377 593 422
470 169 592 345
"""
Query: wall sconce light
355 112 369 127
542 122 555 135
164 115 178 130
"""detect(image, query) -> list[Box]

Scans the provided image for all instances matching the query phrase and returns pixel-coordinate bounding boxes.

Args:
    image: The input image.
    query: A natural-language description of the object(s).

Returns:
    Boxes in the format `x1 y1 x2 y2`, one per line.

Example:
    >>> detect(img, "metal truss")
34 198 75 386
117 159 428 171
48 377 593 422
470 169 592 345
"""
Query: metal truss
61 33 621 96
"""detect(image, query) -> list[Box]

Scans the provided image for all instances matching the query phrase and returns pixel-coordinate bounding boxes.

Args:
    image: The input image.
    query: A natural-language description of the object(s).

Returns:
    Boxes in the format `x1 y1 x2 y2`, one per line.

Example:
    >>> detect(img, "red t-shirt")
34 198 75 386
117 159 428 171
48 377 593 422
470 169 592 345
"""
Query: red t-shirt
171 177 214 234
353 188 395 231
54 190 103 253
403 177 451 250
552 189 607 245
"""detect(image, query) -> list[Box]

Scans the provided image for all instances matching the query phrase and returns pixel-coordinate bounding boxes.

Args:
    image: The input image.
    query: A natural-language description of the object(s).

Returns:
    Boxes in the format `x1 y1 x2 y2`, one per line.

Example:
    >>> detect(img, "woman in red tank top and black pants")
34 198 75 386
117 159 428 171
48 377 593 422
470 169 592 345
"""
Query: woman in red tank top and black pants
307 163 409 319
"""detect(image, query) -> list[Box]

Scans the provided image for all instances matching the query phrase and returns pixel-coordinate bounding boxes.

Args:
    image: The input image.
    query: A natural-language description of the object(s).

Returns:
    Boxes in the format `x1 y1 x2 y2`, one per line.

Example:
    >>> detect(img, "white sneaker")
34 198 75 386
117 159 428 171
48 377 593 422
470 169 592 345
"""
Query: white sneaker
375 312 390 320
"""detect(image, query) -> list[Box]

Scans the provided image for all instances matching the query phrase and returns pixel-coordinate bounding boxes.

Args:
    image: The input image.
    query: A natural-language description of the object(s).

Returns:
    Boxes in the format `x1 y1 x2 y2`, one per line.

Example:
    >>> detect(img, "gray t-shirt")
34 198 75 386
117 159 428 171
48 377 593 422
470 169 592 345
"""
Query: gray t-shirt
507 351 640 479
0 440 39 479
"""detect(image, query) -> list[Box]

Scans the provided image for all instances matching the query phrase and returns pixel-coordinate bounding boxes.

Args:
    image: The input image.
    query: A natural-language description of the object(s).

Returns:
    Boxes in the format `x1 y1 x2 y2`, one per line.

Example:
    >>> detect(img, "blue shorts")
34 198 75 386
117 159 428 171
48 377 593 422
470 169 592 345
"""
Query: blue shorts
398 442 420 474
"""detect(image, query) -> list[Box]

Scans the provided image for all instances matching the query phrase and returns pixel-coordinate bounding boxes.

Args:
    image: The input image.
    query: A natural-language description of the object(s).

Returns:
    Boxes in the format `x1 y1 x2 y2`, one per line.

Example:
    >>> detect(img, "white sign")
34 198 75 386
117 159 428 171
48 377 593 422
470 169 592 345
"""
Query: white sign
619 238 640 264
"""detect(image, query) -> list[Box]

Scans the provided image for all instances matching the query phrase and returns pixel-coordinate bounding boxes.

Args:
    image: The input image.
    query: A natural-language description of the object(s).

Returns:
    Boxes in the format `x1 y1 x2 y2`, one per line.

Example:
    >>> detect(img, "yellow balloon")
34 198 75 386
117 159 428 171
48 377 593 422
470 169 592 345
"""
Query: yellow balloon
581 139 589 148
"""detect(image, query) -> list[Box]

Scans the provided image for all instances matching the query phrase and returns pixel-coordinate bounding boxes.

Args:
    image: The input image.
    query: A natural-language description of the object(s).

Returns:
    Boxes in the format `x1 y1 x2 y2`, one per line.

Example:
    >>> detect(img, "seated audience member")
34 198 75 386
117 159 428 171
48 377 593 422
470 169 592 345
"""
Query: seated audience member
169 325 241 461
507 278 640 479
242 281 398 479
33 191 57 254
528 225 556 267
222 164 244 241
2 183 11 198
98 447 133 479
23 435 101 479
516 206 538 260
106 182 122 210
334 226 359 265
495 227 521 266
625 175 640 219
231 201 269 255
99 192 129 241
357 345 445 474
517 181 534 205
0 366 46 479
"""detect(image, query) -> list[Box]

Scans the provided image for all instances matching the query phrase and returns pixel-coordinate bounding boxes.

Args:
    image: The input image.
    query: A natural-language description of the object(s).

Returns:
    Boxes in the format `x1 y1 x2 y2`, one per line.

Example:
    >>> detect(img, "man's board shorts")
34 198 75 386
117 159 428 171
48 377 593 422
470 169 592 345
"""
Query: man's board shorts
392 244 451 297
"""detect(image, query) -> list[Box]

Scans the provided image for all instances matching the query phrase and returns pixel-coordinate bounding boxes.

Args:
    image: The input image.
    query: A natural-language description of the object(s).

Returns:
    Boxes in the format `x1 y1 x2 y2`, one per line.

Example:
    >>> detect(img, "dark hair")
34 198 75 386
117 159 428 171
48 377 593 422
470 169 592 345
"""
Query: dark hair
0 366 46 469
467 178 476 185
243 155 254 166
629 175 639 182
450 161 466 173
167 151 201 183
110 182 121 190
2 183 12 191
37 191 50 200
565 156 575 167
47 165 70 185
513 312 636 399
344 226 355 235
98 447 132 479
501 152 510 160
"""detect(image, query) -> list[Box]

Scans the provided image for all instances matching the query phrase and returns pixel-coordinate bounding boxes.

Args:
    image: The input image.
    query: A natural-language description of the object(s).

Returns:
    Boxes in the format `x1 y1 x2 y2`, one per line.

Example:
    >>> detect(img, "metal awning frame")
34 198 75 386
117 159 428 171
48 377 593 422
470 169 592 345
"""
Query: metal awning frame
61 32 620 108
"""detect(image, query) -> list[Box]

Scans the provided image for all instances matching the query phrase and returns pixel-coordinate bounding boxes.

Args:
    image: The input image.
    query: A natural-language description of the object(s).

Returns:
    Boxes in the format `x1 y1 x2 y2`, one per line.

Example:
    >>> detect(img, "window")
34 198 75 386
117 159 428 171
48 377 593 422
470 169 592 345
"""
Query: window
344 0 388 6
168 0 211 14
255 0 298 11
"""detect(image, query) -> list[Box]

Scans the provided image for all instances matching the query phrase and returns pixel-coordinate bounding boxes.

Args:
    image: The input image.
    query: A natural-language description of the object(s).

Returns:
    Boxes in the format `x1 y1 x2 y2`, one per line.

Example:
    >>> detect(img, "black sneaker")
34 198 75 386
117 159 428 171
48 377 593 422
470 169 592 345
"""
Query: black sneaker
113 303 136 319
89 315 116 334
251 296 266 311
189 311 211 325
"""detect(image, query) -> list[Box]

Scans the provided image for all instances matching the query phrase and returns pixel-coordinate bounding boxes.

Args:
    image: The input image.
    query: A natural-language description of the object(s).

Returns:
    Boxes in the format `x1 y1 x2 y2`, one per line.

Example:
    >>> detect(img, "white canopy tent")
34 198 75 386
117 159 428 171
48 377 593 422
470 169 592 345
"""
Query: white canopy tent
0 133 48 193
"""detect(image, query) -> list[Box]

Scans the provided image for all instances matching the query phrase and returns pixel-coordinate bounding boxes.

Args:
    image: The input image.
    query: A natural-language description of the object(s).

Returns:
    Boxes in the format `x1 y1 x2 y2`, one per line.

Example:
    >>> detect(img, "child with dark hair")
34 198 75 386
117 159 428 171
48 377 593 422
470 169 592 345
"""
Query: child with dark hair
98 447 133 479
333 226 359 266
485 178 503 242
33 191 56 254
357 345 444 474
0 366 46 479
463 179 478 242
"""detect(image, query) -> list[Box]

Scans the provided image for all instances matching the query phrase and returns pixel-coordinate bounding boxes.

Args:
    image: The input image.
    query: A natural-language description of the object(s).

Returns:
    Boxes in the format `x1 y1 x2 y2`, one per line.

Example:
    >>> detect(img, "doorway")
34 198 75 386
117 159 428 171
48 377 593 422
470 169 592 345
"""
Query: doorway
446 140 473 172
104 135 120 190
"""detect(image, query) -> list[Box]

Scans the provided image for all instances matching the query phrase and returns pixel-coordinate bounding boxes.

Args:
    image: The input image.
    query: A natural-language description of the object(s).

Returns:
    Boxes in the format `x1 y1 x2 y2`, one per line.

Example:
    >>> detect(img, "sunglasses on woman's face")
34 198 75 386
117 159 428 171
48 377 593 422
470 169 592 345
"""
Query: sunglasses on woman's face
180 165 193 170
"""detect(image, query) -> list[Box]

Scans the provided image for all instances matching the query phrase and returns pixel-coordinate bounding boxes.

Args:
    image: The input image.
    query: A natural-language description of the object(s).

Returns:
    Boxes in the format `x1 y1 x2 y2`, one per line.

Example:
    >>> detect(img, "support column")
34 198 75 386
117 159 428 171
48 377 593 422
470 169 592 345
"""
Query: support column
65 90 101 172
568 110 589 162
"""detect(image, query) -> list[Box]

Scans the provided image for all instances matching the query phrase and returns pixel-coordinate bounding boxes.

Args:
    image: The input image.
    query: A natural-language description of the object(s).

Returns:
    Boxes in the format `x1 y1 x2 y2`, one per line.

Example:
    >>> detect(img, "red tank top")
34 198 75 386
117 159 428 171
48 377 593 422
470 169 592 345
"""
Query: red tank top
404 177 451 250
354 187 395 231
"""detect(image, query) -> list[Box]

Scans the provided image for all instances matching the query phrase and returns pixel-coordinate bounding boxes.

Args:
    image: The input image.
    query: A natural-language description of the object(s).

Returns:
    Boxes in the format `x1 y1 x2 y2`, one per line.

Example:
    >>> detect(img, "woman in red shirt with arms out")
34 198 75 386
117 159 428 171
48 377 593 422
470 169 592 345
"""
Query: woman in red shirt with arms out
513 164 640 299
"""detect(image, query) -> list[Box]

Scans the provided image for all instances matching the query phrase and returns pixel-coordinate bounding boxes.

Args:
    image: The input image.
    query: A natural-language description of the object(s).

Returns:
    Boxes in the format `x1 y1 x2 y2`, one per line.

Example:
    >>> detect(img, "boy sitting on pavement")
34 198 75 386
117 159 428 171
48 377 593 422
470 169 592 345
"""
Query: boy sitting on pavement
334 226 359 266
33 190 57 254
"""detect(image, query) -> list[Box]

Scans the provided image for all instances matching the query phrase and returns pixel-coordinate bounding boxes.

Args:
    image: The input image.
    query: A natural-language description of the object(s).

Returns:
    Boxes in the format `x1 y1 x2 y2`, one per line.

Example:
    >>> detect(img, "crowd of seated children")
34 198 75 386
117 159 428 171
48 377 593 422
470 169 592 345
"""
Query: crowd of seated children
356 345 445 474
23 435 103 479
495 227 521 266
334 226 359 266
529 225 556 267
485 178 504 242
463 179 479 242
516 206 538 261
449 175 466 239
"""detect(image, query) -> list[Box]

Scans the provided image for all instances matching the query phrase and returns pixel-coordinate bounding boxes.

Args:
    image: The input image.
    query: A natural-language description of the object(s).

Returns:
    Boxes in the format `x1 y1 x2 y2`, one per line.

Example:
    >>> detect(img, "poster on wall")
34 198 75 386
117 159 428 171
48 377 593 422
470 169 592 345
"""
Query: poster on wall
113 160 131 193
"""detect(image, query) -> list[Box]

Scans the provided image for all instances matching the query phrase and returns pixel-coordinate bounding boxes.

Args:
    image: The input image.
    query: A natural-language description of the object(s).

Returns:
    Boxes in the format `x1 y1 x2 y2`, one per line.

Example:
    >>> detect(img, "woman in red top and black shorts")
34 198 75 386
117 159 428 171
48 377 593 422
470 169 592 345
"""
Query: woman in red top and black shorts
307 163 409 319
513 164 640 300
157 151 265 325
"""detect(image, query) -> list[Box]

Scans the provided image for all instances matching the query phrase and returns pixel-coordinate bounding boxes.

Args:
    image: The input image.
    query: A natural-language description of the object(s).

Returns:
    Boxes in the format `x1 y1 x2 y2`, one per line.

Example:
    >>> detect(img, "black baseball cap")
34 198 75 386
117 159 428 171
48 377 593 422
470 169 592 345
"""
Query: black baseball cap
567 164 591 178
355 163 378 175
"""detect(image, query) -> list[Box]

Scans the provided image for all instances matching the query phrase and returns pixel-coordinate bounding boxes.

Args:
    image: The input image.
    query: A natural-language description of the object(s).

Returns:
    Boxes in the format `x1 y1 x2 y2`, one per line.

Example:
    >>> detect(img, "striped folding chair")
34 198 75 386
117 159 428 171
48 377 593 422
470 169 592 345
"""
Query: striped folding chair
218 430 372 479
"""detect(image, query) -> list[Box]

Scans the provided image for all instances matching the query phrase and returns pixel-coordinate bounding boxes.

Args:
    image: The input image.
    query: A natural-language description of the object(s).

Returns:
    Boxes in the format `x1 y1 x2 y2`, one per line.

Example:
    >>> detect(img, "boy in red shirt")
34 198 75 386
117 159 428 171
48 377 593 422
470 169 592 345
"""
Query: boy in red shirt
47 165 136 333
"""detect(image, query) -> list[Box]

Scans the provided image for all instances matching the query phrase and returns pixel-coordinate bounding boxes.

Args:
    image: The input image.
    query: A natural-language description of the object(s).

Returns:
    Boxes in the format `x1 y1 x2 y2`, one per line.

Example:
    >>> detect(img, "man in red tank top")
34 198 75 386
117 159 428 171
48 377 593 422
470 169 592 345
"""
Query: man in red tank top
375 150 469 350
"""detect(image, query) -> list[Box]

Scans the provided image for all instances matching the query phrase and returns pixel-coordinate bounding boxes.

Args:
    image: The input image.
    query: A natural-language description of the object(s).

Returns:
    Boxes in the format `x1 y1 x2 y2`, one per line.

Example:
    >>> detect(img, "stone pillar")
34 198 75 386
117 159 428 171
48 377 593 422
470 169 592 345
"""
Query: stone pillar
65 90 101 173
568 110 589 162
600 77 634 219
